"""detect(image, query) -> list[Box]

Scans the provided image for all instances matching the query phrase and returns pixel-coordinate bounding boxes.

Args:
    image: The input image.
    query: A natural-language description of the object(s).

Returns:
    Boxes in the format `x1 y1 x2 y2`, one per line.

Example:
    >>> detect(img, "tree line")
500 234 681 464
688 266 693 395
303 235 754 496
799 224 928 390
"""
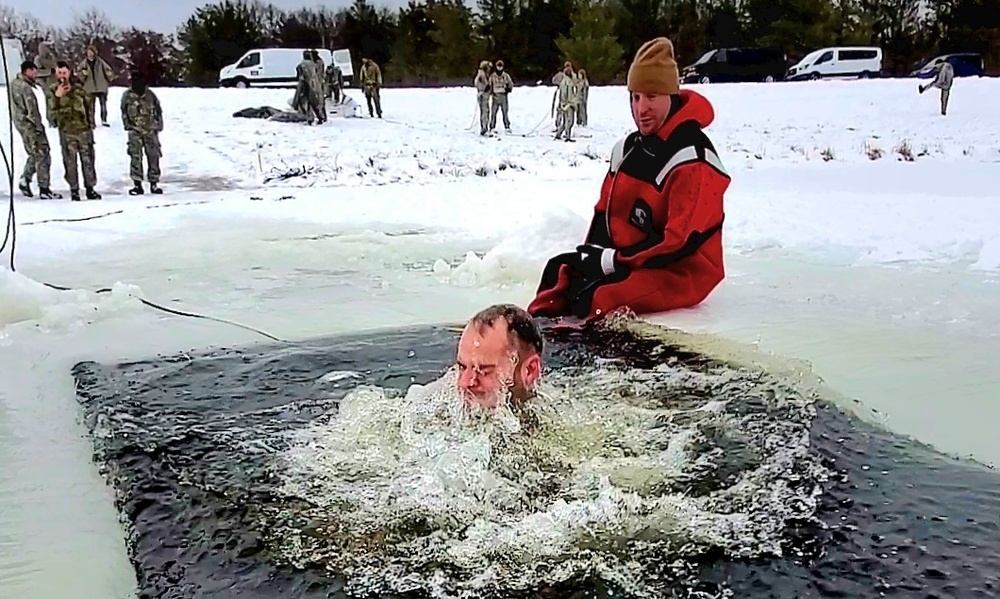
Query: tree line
1 0 997 88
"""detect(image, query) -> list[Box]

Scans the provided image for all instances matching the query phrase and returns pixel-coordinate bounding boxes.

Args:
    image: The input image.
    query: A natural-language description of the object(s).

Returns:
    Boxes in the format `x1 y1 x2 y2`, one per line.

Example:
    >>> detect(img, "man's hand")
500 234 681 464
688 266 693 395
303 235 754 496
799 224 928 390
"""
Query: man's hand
54 82 69 98
576 244 618 277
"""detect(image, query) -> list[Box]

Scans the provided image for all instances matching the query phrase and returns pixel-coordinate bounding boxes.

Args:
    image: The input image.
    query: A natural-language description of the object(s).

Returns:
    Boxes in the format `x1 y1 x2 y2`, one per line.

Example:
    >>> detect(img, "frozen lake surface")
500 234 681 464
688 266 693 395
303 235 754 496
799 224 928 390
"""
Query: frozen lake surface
2 78 999 597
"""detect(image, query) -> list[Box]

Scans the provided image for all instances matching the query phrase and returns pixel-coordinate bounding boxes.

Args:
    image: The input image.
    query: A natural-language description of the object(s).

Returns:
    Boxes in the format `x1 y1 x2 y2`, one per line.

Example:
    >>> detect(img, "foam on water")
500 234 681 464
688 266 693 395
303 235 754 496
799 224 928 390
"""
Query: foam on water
267 339 828 598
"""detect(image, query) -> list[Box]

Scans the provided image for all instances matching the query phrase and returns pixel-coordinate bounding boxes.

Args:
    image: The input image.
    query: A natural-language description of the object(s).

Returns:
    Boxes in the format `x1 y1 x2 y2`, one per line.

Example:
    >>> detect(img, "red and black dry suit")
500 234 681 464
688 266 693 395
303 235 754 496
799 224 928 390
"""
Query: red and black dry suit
527 89 731 321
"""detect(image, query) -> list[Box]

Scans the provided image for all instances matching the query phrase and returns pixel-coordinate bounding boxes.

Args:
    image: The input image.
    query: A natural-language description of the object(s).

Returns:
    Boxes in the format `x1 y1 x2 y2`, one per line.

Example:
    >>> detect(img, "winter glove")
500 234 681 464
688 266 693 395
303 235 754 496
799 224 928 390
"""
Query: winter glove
575 244 618 278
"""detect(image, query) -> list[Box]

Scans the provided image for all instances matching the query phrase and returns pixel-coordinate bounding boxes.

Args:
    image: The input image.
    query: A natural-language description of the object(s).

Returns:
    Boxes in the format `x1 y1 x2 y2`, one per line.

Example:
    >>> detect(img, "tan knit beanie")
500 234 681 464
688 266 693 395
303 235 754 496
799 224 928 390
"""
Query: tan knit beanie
627 37 679 95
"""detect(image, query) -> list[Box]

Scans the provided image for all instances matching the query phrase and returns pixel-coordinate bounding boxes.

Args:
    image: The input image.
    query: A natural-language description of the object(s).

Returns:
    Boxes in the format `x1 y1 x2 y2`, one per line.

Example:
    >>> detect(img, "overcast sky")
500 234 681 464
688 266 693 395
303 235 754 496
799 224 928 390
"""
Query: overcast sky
6 0 412 33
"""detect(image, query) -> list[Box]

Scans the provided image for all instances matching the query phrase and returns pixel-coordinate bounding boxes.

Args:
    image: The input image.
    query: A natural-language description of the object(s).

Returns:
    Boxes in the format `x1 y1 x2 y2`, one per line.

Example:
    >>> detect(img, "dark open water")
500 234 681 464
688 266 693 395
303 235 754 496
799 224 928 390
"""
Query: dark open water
72 323 1000 599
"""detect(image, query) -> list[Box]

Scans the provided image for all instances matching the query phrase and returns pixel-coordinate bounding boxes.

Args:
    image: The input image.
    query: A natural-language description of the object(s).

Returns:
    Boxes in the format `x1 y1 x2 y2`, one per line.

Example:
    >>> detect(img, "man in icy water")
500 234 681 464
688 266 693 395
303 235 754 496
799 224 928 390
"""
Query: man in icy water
455 304 543 411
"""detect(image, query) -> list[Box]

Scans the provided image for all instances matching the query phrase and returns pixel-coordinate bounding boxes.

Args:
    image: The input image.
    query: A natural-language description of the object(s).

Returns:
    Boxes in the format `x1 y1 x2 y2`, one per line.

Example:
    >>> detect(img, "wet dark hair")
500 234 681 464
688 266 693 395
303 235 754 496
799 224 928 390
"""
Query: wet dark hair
470 304 543 356
55 60 71 70
20 60 36 73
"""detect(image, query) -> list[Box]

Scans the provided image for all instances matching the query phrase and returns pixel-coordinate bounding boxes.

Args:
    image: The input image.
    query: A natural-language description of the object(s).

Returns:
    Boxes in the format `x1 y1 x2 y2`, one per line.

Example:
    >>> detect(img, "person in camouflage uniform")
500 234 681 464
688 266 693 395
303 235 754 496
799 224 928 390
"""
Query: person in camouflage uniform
551 62 570 132
76 44 115 127
474 60 491 136
576 68 590 127
919 60 954 116
553 62 579 142
325 62 344 104
310 50 327 118
46 61 101 201
121 71 164 195
292 50 324 124
489 59 513 133
360 57 383 118
9 60 61 199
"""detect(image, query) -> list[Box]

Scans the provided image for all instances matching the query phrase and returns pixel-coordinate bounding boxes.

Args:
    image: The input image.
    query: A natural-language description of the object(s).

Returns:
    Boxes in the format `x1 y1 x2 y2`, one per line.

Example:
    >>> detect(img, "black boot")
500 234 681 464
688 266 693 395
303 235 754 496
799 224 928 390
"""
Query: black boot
129 182 144 195
150 183 163 195
18 180 32 197
70 189 81 201
85 188 102 200
38 188 62 199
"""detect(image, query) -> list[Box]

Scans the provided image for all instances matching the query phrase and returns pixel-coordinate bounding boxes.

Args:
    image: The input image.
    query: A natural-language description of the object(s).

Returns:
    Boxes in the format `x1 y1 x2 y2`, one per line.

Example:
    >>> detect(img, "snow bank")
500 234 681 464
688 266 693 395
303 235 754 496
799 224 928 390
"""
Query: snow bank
0 269 144 331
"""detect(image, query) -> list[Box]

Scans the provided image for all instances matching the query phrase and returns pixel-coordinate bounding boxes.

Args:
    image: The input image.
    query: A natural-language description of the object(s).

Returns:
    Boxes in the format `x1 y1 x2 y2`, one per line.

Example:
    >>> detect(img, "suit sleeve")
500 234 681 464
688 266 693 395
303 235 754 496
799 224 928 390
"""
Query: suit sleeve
616 160 729 270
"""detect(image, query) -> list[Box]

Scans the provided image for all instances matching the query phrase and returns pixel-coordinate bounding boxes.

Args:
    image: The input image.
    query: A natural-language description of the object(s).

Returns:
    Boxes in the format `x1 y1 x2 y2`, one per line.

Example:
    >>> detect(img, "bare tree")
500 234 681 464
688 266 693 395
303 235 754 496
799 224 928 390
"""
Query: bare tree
62 8 120 62
0 6 48 51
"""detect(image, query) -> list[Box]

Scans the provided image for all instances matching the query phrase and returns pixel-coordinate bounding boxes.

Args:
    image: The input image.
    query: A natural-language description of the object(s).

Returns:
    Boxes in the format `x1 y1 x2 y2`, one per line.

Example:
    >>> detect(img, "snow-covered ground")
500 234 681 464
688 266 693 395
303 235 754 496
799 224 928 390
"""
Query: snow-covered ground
1 78 999 598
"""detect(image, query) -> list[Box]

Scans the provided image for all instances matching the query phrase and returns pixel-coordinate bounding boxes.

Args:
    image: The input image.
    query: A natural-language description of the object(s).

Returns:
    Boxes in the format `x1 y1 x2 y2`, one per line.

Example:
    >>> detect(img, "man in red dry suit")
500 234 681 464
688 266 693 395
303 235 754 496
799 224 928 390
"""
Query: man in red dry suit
527 37 730 321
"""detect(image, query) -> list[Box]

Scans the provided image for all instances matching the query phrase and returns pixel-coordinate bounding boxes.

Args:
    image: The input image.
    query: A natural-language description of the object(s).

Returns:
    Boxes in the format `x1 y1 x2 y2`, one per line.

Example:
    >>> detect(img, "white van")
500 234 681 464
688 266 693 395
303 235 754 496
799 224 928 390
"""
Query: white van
219 47 355 88
786 47 882 81
1 38 25 86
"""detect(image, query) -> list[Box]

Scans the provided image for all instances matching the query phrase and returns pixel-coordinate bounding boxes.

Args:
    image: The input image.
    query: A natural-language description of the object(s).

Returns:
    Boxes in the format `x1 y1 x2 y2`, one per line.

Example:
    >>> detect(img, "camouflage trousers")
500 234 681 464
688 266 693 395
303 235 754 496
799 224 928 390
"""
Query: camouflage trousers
128 130 161 183
477 93 490 134
576 98 588 127
316 90 326 118
364 86 382 118
293 81 323 123
86 91 109 125
554 106 576 140
58 129 97 190
489 93 510 130
328 85 342 103
16 125 52 188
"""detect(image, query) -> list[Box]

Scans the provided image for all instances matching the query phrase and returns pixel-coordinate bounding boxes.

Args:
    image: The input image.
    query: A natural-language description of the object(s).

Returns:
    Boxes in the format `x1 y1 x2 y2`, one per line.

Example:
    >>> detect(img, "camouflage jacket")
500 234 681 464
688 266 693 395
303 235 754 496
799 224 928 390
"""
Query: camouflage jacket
9 74 44 133
121 88 163 134
76 56 115 94
325 64 343 87
557 72 580 109
933 62 955 90
474 69 489 95
46 79 94 134
360 62 382 90
296 59 322 95
489 71 513 95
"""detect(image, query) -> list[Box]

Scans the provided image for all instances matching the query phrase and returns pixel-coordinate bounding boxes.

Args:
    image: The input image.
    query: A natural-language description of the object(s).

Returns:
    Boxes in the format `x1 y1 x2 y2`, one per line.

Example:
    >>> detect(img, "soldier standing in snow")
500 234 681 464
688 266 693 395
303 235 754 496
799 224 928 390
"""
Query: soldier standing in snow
47 61 101 201
474 60 491 136
576 68 590 127
360 57 383 118
121 71 164 195
551 64 567 132
76 44 115 127
293 51 323 124
10 60 61 199
310 50 327 117
553 62 579 142
489 59 513 133
919 60 954 116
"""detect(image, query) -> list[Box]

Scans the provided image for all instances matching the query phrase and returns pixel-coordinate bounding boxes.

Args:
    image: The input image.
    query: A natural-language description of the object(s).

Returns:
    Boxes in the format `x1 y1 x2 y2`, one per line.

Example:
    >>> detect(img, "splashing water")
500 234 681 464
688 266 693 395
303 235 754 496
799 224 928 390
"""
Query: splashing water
258 356 829 598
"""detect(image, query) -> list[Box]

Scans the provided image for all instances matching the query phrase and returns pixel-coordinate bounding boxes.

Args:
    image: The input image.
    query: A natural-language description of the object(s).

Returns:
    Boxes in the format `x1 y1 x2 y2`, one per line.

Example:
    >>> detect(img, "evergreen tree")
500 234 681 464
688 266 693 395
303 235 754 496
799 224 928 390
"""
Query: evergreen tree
556 0 626 82
177 0 269 85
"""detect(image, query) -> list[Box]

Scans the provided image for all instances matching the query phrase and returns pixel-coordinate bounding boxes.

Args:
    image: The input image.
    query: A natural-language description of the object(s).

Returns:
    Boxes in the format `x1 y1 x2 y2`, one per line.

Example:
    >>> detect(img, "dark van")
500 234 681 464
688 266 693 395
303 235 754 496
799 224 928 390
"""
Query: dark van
910 53 986 79
681 48 787 84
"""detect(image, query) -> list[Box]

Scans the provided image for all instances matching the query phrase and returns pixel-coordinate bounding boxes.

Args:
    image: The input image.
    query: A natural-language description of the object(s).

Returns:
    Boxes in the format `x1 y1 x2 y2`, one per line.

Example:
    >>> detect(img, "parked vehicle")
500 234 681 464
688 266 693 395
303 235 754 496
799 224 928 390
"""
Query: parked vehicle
910 53 985 78
682 47 787 84
1 37 24 86
219 47 355 88
786 46 883 81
